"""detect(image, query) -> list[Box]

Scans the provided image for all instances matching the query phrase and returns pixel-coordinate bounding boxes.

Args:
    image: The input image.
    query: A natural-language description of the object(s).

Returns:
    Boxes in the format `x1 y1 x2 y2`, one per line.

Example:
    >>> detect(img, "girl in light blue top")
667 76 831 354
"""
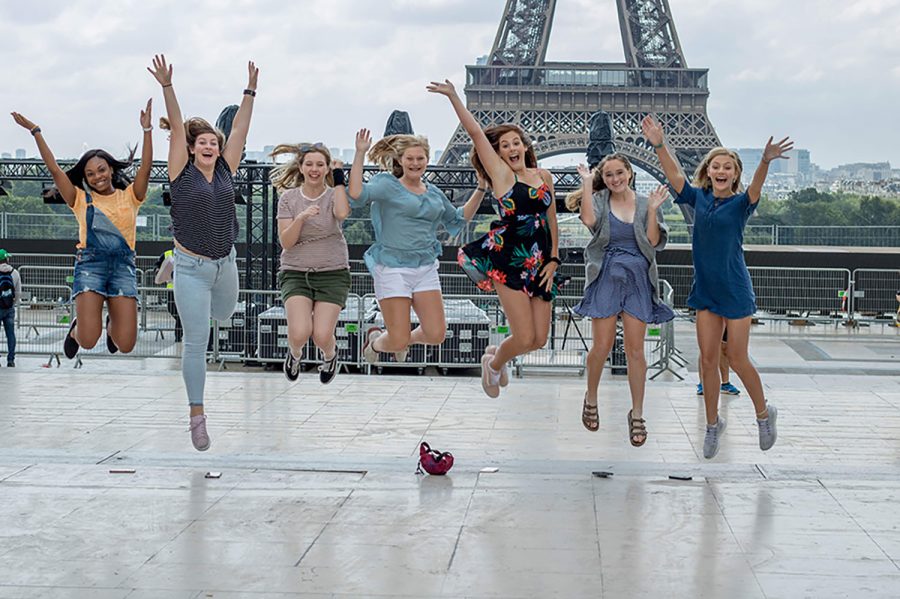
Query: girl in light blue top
642 114 791 460
348 128 481 365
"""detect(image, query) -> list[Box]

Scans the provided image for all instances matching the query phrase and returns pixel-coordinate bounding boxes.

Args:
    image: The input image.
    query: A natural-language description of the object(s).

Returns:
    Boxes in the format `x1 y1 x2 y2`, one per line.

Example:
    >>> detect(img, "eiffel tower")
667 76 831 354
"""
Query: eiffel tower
439 0 721 186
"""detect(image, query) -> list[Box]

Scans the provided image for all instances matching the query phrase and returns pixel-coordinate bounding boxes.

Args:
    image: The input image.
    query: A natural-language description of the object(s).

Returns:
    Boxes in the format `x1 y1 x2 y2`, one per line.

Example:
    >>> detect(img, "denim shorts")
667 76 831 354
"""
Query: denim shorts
72 248 138 299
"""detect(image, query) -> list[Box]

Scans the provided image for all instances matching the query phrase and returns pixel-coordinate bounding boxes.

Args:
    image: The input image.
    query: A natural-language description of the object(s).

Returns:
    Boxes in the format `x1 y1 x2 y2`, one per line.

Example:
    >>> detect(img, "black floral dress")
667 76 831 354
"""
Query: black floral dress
458 177 558 301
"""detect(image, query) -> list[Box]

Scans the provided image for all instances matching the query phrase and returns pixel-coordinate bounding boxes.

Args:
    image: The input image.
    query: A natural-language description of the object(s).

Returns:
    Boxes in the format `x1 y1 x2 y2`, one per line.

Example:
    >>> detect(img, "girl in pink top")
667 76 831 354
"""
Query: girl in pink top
272 144 351 384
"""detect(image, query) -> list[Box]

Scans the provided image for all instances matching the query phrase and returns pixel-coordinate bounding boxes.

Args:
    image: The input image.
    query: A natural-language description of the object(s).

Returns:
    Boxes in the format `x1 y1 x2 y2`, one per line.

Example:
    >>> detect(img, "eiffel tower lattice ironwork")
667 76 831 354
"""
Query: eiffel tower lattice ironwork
439 0 721 192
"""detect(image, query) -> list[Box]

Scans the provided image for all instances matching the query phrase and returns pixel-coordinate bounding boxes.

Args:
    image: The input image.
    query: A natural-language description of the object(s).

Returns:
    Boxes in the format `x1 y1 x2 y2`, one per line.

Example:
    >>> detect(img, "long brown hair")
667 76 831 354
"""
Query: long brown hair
471 124 538 187
269 144 334 191
564 153 634 211
159 116 226 158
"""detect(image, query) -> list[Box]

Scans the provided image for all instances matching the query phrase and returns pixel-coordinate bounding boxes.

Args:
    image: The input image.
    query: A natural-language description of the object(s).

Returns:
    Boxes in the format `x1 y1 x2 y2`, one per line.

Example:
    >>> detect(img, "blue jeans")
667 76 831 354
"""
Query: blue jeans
0 307 14 364
174 247 239 406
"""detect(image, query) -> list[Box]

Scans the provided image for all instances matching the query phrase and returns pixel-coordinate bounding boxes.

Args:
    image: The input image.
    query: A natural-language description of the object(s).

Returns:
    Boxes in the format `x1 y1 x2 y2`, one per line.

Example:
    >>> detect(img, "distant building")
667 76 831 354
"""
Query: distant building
736 147 812 187
1 153 10 159
14 149 26 159
827 162 892 182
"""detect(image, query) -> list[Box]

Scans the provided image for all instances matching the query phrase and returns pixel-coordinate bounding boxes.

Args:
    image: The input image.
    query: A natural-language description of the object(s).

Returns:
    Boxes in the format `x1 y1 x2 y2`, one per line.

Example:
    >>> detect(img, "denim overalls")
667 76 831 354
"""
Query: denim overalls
71 188 138 299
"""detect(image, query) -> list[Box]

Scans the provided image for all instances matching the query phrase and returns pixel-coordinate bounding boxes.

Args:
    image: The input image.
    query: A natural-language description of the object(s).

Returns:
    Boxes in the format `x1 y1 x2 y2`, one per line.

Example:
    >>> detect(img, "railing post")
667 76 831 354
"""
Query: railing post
773 224 779 245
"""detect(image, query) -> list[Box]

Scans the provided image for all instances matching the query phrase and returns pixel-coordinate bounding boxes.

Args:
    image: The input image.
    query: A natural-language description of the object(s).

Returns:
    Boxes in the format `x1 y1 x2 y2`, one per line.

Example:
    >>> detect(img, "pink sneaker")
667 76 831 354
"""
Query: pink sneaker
485 345 509 387
190 414 211 451
481 353 501 398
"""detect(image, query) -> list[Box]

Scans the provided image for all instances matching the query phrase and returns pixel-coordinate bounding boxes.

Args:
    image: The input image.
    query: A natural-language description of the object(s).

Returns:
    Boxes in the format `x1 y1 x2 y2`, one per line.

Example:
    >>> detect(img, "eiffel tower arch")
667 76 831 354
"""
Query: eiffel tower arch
439 0 721 191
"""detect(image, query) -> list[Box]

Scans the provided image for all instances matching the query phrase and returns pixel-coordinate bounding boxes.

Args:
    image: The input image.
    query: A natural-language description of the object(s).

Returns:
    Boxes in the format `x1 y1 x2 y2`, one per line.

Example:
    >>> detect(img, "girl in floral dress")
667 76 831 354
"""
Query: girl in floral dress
429 79 560 398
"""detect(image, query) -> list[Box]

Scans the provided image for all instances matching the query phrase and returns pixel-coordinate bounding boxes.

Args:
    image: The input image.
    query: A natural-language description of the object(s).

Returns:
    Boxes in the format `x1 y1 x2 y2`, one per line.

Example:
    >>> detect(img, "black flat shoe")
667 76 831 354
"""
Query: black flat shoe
105 315 118 354
64 318 80 359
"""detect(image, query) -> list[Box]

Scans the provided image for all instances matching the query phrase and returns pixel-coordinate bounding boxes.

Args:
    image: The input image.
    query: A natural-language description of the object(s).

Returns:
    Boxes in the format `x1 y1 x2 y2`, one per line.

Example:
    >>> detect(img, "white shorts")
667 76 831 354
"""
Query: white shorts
373 260 442 300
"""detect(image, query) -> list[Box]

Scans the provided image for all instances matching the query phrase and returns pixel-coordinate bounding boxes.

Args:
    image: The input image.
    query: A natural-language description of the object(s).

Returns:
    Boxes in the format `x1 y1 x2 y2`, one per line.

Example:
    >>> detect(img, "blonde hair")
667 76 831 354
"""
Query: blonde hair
269 144 334 191
160 117 226 158
564 153 635 211
368 134 430 178
693 147 743 193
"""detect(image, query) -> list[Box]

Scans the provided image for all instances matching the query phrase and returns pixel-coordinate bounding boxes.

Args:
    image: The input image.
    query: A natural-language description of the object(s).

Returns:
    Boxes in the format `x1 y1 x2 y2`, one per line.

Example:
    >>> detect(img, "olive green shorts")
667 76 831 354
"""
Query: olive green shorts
278 268 351 308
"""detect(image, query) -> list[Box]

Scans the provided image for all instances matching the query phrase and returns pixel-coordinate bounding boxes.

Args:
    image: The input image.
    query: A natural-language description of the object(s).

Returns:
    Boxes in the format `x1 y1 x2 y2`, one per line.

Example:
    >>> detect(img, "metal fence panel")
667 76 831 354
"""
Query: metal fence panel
852 269 900 320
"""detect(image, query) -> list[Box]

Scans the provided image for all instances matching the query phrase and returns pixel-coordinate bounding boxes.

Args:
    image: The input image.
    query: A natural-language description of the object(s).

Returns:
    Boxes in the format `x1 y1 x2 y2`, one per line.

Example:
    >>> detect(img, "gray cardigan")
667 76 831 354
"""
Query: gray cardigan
582 190 669 303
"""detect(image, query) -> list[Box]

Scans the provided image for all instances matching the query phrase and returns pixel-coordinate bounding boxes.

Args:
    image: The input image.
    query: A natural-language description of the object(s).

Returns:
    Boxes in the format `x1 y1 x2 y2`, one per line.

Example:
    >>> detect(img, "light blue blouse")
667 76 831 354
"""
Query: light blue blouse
350 172 465 272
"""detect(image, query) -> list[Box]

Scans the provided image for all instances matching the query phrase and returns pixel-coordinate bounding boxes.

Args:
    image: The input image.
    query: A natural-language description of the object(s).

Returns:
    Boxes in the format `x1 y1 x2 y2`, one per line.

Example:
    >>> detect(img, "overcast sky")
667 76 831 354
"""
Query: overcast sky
1 0 898 169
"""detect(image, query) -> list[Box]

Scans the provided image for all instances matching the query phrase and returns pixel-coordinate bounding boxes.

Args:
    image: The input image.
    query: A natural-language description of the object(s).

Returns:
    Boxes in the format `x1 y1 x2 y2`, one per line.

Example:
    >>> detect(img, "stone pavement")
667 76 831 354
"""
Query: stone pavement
0 324 899 598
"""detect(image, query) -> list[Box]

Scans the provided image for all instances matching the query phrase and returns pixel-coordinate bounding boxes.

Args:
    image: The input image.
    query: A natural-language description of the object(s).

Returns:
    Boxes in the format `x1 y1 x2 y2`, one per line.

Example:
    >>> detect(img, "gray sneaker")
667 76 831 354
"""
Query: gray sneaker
190 414 211 452
703 416 727 459
757 404 778 451
363 328 383 364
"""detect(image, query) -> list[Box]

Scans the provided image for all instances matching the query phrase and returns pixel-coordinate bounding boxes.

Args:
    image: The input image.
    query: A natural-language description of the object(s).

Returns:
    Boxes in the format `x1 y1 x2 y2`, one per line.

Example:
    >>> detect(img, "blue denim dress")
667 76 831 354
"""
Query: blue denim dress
574 211 675 323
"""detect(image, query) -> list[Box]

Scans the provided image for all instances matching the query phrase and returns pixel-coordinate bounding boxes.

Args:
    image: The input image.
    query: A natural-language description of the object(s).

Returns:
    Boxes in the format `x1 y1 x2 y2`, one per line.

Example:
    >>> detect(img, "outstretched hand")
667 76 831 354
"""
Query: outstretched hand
355 128 372 153
762 136 793 163
647 185 669 210
148 54 173 87
139 98 152 130
641 114 664 147
576 163 593 181
246 61 259 91
10 112 37 132
426 79 457 98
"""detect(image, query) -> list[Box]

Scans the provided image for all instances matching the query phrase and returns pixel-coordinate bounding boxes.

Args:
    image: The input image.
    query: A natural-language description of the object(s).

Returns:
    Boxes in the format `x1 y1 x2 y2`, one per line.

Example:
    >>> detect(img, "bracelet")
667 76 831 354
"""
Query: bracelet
243 89 256 97
30 126 42 136
653 141 664 149
762 158 770 164
161 84 172 88
142 126 153 133
476 187 487 193
548 256 561 266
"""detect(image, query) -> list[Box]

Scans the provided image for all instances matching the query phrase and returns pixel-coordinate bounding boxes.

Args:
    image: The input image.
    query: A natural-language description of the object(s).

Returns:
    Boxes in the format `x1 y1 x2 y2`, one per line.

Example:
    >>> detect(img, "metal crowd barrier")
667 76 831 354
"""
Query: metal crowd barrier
12 256 886 374
850 269 900 325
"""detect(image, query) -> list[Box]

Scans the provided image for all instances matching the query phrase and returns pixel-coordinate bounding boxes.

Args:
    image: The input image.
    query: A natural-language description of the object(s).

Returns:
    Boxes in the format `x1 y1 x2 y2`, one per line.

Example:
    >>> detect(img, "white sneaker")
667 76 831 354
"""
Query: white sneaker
757 404 778 451
480 353 501 398
485 345 508 387
703 416 726 459
363 327 383 364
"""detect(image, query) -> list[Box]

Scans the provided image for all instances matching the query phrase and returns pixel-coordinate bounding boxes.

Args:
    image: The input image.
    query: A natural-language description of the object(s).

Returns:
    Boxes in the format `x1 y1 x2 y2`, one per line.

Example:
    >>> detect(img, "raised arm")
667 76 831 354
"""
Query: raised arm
331 159 351 220
427 80 510 186
348 128 371 202
539 169 560 293
222 61 259 174
748 136 793 204
10 112 76 206
133 98 154 201
642 115 686 194
148 54 187 182
576 164 597 230
646 185 669 247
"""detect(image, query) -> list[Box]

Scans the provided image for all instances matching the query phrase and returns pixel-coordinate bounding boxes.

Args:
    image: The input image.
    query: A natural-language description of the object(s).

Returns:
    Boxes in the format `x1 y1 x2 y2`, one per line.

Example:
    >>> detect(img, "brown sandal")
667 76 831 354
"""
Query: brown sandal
582 393 599 432
627 409 647 447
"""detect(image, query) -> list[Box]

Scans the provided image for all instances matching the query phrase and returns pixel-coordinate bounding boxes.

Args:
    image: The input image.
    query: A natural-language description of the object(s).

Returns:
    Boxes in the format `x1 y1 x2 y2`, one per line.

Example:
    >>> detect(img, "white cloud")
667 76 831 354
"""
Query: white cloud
1 0 897 169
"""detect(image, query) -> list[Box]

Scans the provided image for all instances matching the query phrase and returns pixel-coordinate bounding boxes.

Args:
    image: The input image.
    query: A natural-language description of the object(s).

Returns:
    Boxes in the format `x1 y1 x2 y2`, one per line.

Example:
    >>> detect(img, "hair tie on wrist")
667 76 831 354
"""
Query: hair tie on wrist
548 256 561 266
30 126 42 136
142 126 153 133
476 187 487 193
653 142 664 149
161 83 172 88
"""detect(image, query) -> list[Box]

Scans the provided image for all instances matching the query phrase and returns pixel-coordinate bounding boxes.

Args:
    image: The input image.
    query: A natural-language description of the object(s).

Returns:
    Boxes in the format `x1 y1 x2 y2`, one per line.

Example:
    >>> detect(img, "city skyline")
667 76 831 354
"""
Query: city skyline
1 0 899 170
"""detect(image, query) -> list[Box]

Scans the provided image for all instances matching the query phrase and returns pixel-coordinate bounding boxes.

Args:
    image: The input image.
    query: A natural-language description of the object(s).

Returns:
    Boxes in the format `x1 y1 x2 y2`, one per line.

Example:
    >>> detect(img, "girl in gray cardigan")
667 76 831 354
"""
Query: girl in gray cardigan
567 155 674 446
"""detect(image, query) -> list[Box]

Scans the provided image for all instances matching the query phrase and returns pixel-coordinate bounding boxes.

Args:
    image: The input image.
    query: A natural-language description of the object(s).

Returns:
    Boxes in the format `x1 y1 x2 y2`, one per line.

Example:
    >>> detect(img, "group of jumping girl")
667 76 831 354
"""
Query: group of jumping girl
10 58 790 460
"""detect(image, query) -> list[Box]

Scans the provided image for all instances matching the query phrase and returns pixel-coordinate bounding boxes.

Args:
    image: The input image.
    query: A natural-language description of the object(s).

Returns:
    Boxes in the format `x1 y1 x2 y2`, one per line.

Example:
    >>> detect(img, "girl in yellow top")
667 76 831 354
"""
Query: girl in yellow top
11 101 154 359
